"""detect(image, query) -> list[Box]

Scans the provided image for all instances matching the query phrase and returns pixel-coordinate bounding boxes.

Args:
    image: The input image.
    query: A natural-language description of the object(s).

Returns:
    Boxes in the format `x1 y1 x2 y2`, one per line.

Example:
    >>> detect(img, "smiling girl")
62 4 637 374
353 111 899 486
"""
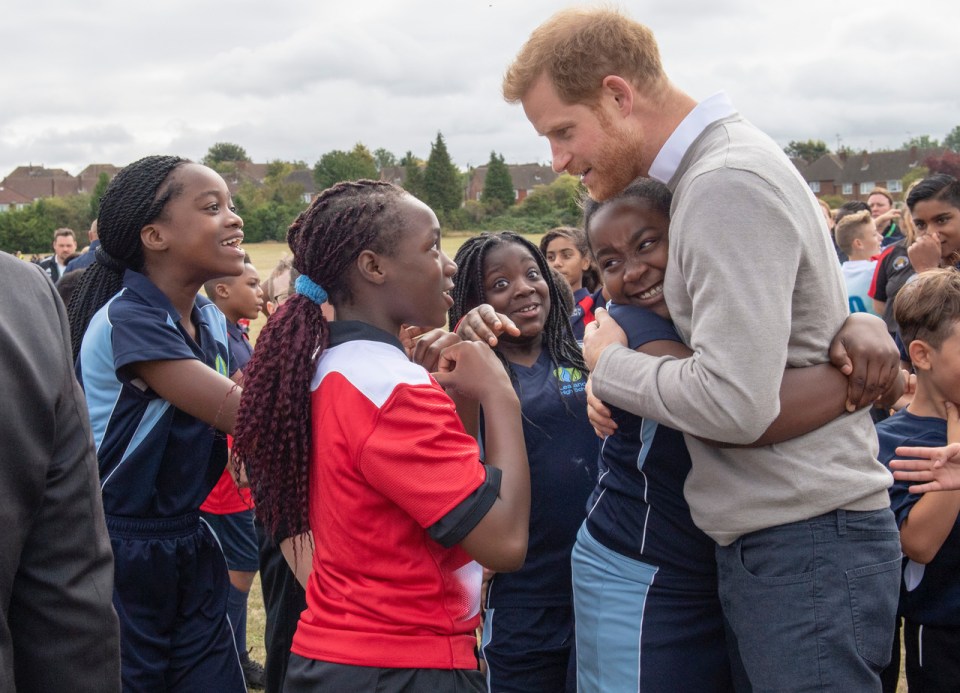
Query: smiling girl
67 156 248 691
451 232 599 692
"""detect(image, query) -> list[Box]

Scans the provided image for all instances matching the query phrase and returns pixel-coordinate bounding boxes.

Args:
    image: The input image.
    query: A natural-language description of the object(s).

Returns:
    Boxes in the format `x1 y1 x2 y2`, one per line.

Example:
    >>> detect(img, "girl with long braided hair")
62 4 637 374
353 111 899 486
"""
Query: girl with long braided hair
232 181 529 692
449 232 599 693
68 155 248 691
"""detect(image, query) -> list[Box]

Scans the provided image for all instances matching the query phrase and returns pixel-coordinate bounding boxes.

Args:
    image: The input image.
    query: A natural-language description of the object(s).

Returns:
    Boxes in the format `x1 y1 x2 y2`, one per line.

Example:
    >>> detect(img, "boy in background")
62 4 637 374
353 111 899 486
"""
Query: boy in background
877 267 960 691
199 255 266 689
836 210 883 316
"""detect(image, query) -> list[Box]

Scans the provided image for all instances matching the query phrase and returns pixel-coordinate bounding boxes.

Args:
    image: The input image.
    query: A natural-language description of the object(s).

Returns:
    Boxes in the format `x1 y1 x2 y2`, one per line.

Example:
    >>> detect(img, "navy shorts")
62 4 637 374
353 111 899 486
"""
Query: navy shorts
202 508 259 572
480 604 576 693
107 512 245 692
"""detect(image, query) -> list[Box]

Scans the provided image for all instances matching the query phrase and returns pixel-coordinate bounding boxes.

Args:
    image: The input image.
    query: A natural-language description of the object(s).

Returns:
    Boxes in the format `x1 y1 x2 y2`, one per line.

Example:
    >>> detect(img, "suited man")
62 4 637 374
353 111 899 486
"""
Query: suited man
0 251 120 692
38 227 77 283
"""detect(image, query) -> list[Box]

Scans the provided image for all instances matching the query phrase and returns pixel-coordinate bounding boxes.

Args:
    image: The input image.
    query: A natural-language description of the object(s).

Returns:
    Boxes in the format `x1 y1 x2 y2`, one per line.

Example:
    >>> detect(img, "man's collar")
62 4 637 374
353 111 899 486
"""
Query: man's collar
648 92 736 184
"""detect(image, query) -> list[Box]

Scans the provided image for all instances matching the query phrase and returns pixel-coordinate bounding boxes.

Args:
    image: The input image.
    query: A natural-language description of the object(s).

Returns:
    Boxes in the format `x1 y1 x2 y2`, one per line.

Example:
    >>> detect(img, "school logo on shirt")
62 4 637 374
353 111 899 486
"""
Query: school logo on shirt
892 256 909 271
553 366 586 396
215 354 228 377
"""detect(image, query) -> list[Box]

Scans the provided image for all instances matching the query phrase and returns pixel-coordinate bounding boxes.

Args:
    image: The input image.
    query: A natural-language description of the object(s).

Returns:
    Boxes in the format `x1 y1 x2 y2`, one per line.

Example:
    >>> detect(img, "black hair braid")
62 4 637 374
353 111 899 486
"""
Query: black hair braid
67 155 186 360
235 179 409 539
450 232 587 382
288 179 405 303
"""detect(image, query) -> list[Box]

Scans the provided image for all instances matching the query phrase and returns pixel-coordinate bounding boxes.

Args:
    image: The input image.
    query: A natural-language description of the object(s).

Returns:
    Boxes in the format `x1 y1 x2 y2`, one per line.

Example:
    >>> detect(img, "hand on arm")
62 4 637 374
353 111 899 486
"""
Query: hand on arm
455 304 520 347
130 358 241 435
582 308 627 371
828 312 900 411
432 341 529 572
891 403 960 494
896 404 960 563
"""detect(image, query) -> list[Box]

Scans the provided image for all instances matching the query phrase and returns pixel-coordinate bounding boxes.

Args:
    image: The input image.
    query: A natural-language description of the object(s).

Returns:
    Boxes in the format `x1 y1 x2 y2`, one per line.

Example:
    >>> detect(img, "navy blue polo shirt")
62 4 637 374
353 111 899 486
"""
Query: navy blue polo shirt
586 303 718 581
77 269 233 518
877 408 960 627
485 348 600 608
226 320 253 372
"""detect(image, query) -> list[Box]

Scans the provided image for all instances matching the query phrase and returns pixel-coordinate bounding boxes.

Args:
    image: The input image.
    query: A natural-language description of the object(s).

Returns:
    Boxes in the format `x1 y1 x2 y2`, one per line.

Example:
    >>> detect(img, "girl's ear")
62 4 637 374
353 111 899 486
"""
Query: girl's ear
140 224 168 252
355 249 387 286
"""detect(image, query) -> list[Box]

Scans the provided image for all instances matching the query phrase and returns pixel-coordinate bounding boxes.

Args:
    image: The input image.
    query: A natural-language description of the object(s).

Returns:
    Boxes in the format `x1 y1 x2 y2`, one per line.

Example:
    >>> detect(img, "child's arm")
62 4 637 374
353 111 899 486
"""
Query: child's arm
894 402 960 563
129 359 241 435
280 532 315 589
432 340 529 572
403 327 481 438
891 402 960 494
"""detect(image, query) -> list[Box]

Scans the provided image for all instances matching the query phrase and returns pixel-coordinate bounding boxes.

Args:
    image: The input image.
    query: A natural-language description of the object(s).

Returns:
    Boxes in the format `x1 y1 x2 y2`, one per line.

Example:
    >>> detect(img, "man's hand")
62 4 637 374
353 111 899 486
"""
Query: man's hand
582 307 627 371
827 313 899 412
585 377 617 438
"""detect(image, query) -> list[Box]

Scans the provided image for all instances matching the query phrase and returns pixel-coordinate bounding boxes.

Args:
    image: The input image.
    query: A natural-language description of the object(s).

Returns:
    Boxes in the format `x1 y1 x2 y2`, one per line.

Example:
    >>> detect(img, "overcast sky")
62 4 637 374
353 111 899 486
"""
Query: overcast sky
1 0 957 178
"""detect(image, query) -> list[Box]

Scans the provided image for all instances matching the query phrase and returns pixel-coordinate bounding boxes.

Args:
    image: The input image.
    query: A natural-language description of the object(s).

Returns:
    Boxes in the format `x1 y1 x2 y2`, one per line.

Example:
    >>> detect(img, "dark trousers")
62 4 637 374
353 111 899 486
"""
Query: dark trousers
256 520 307 693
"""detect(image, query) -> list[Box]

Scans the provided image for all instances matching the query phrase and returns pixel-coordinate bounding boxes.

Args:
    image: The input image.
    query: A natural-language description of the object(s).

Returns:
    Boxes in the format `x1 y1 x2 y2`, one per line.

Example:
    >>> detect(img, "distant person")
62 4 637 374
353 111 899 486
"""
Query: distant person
877 268 960 691
65 219 100 273
0 251 120 692
868 187 904 247
870 181 921 338
539 227 603 341
39 227 77 282
904 174 960 274
503 8 901 690
56 266 86 306
200 255 266 689
836 210 883 315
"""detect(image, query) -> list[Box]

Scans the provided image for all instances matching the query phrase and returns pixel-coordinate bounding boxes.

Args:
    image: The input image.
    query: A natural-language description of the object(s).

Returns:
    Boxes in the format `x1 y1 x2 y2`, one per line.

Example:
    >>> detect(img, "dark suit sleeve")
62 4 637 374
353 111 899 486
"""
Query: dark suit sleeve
0 255 120 693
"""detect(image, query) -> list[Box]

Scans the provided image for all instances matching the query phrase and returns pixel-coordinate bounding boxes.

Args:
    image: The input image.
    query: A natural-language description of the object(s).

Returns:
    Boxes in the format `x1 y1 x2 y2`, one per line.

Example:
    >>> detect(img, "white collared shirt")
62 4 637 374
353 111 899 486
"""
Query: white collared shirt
648 92 736 184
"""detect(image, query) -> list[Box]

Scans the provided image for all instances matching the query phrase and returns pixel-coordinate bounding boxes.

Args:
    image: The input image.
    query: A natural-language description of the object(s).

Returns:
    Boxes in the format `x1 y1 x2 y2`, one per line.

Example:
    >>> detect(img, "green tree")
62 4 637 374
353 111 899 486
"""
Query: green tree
784 139 829 164
481 152 515 210
373 147 397 172
400 151 426 199
203 142 251 167
902 134 940 150
423 132 462 214
313 142 378 189
89 172 110 219
944 126 960 153
901 166 928 192
233 160 310 242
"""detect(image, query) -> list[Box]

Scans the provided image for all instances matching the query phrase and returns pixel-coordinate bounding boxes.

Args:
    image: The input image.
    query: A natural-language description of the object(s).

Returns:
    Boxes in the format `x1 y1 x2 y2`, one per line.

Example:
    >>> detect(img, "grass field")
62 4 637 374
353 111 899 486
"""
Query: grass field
241 233 544 342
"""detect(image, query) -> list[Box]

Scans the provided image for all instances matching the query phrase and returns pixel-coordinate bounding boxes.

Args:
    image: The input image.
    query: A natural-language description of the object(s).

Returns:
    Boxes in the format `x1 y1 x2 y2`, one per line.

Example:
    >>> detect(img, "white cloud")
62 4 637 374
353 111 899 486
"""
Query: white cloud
2 0 958 178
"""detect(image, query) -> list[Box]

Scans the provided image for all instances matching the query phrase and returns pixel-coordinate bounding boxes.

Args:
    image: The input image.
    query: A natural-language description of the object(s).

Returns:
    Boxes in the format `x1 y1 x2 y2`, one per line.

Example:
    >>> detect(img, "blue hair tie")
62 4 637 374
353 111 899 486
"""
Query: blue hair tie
295 274 328 305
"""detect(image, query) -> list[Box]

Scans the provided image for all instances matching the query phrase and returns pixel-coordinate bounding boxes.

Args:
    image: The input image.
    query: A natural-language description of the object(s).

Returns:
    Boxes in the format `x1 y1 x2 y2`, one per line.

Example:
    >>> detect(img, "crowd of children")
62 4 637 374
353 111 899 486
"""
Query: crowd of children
10 144 960 693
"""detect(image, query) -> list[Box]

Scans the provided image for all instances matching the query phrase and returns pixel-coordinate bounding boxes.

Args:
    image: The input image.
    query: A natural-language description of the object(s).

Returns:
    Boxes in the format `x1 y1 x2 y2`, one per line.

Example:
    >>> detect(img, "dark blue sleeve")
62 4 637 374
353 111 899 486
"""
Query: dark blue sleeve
109 296 197 377
606 302 681 350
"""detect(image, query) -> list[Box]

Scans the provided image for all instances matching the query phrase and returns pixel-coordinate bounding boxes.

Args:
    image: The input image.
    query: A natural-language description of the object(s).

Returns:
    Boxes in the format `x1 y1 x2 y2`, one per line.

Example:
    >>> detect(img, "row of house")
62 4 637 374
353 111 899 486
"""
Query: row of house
794 146 946 200
1 146 945 213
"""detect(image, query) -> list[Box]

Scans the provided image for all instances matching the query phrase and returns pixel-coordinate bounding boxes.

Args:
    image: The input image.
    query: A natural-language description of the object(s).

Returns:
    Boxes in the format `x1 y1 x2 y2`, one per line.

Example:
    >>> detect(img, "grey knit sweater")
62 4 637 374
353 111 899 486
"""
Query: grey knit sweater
591 113 891 545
